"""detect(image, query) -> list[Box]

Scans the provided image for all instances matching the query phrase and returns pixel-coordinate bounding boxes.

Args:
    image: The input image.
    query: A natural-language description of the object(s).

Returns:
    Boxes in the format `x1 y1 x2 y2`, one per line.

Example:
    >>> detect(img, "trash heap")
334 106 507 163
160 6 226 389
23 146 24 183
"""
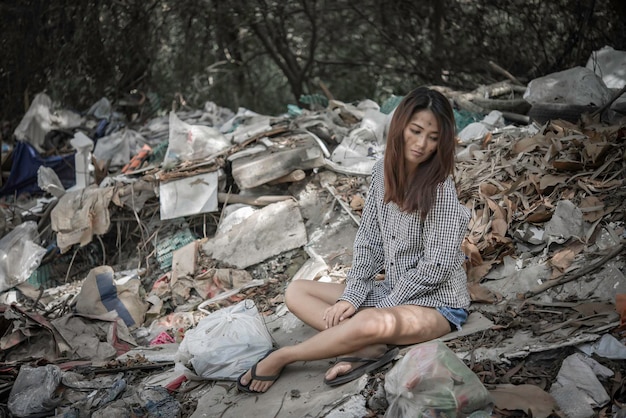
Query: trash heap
0 46 624 417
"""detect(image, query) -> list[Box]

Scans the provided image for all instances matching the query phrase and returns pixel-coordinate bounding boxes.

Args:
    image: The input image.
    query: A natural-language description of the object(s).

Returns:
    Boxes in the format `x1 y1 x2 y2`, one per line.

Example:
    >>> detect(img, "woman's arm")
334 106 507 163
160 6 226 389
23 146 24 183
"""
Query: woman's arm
338 161 386 310
376 178 470 307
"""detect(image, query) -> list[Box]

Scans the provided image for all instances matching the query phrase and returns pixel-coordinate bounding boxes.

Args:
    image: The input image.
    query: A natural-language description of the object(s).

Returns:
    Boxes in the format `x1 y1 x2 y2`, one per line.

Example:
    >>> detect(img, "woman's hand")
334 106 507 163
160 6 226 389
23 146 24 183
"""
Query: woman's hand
323 301 356 329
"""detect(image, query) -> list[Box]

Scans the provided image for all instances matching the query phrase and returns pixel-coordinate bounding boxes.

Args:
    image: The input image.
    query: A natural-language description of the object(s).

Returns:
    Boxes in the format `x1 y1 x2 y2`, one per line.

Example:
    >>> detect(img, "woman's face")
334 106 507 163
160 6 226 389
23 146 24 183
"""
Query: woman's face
403 109 439 172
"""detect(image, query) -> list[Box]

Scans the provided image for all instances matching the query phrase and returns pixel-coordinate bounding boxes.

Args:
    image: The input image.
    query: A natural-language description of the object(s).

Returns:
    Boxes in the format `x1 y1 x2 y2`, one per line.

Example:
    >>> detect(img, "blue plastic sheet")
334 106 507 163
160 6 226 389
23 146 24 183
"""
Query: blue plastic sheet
0 141 75 197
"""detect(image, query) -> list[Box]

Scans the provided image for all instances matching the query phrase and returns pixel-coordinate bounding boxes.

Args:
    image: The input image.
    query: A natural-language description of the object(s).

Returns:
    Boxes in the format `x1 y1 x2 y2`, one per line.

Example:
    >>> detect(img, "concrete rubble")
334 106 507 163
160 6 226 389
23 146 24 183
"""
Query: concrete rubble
0 47 624 417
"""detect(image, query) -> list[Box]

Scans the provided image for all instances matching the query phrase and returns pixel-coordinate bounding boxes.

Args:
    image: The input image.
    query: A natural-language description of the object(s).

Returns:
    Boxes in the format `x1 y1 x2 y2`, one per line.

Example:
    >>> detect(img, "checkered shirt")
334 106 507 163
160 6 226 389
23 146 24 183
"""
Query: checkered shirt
339 159 471 310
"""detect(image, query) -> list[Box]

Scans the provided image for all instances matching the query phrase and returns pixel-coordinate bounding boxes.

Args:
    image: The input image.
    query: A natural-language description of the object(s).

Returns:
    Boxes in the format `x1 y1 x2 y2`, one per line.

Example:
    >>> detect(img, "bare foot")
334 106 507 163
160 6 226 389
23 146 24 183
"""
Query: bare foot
324 344 388 382
238 350 285 393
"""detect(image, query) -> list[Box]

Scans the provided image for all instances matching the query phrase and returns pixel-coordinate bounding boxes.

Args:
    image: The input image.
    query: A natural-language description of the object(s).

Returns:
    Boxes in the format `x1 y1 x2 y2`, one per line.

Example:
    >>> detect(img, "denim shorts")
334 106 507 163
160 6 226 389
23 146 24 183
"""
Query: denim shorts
436 307 469 332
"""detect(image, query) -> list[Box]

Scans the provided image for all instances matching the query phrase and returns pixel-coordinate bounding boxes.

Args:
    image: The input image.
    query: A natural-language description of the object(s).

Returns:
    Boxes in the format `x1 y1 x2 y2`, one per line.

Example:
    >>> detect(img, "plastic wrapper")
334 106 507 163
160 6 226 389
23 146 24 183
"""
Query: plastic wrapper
0 221 47 292
384 340 493 418
93 128 146 167
163 111 231 168
8 364 63 417
176 299 273 380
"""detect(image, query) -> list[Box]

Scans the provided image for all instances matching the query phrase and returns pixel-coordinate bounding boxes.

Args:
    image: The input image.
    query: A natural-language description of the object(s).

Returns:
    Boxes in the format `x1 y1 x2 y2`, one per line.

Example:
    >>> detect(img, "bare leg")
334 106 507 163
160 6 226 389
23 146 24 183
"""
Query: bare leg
240 281 452 393
282 280 388 382
284 279 346 331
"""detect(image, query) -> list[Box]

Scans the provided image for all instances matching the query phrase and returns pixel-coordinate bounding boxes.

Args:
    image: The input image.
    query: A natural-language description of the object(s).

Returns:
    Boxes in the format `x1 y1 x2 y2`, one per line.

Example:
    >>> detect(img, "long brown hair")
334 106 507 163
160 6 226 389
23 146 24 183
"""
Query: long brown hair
383 87 456 218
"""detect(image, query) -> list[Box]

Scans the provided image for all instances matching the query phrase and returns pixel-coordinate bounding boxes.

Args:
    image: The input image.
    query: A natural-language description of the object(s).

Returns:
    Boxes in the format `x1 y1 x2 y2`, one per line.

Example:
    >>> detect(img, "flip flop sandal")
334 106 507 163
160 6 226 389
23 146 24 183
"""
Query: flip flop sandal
323 346 400 387
237 349 282 394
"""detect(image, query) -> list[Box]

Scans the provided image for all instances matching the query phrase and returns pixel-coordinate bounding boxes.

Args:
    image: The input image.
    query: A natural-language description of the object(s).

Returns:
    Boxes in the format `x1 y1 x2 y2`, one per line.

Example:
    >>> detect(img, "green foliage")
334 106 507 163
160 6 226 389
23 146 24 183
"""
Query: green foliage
1 0 624 125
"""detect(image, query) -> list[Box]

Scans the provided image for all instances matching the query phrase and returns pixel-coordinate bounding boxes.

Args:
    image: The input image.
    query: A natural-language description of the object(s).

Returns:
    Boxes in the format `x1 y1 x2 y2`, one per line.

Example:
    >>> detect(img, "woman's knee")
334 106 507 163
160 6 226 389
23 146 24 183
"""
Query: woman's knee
350 309 396 339
284 280 305 310
285 280 345 309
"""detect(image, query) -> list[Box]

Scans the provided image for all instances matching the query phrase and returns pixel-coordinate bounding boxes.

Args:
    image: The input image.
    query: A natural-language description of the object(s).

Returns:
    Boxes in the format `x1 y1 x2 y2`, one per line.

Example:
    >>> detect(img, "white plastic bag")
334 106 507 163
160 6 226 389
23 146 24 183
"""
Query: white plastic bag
93 128 146 167
384 340 493 418
176 299 273 380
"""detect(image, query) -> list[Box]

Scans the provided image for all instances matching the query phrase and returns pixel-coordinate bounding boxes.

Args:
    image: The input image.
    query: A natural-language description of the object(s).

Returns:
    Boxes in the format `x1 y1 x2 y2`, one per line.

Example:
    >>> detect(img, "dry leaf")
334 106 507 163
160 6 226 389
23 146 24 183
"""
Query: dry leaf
479 182 499 197
491 218 508 239
550 241 584 272
467 259 498 283
539 174 568 192
525 204 553 223
468 282 500 303
462 240 483 266
350 195 364 211
579 195 606 222
584 142 610 165
573 301 616 316
552 159 584 171
512 135 547 155
489 384 558 418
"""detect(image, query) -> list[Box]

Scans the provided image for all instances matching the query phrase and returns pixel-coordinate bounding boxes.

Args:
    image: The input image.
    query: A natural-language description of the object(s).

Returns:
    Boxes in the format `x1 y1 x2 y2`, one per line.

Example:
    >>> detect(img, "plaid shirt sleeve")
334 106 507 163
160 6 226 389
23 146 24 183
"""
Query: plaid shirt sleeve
376 178 470 308
339 161 385 309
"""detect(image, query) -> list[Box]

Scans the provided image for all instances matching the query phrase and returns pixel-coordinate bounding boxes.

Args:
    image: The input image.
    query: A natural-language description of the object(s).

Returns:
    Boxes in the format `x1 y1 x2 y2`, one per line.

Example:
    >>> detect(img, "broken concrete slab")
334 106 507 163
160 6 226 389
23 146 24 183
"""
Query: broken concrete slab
201 199 308 269
292 173 360 267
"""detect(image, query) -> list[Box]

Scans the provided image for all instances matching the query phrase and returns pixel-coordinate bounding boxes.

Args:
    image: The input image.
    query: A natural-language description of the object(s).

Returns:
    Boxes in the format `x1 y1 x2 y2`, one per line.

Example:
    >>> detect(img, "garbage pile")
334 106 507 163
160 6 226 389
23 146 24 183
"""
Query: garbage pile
0 46 624 417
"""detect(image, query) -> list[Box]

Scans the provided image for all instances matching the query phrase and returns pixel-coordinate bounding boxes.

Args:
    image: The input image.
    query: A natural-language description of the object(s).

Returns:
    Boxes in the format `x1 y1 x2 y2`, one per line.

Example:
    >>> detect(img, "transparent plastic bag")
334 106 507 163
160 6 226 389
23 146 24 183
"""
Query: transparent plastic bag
176 299 273 380
384 340 493 418
0 221 47 292
163 111 231 168
8 364 63 417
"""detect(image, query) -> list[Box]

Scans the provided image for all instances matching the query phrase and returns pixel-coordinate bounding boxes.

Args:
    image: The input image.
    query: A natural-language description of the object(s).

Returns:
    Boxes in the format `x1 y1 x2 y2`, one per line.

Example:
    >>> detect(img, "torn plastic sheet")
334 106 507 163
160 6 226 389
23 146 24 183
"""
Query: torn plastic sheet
0 303 72 362
0 141 75 197
544 200 587 244
523 66 612 107
0 221 46 292
51 310 137 361
578 333 626 360
51 186 114 253
8 364 63 417
159 171 219 220
162 111 231 168
38 166 66 197
513 223 545 245
550 353 611 409
586 45 626 89
328 109 388 176
13 92 82 152
93 128 147 168
458 110 506 144
219 106 267 134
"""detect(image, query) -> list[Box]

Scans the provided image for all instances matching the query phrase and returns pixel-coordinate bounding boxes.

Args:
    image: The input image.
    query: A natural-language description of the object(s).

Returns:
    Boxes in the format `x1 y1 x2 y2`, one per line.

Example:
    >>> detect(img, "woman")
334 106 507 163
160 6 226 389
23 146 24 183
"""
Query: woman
237 86 471 393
